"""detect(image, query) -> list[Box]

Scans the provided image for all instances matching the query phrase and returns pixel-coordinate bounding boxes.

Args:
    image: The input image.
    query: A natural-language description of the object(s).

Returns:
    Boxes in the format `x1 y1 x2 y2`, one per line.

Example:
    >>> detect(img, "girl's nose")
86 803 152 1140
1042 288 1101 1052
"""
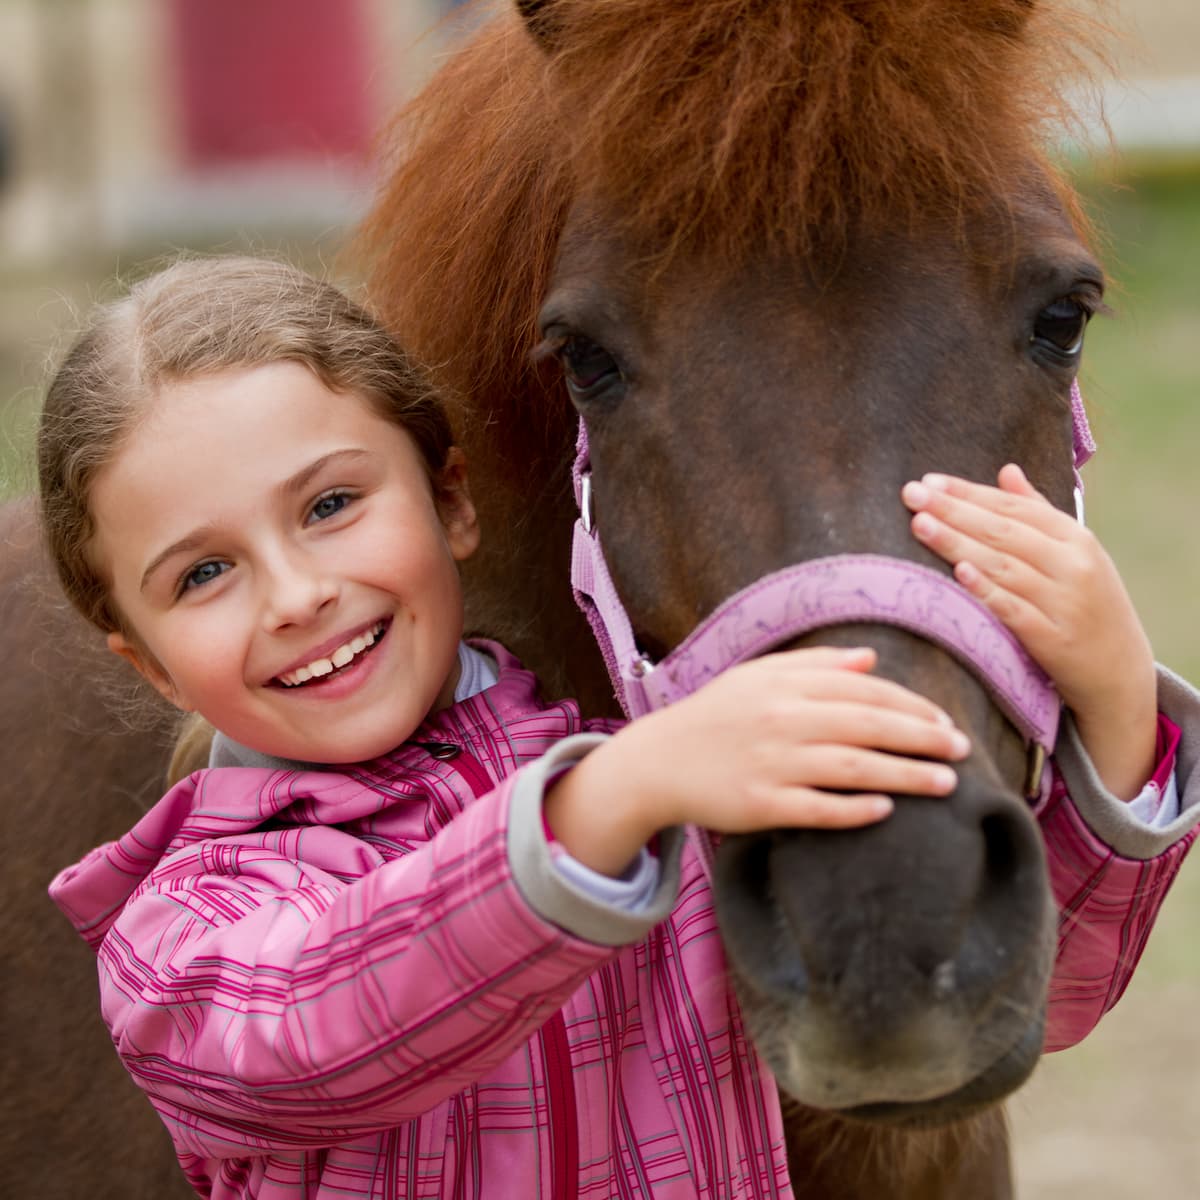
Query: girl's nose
260 550 338 631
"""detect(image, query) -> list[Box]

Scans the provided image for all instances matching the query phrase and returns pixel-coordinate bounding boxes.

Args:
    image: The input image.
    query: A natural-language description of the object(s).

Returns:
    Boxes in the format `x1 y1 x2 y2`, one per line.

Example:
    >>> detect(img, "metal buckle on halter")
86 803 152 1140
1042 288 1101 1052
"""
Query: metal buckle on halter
580 471 594 534
628 654 654 679
1023 742 1048 804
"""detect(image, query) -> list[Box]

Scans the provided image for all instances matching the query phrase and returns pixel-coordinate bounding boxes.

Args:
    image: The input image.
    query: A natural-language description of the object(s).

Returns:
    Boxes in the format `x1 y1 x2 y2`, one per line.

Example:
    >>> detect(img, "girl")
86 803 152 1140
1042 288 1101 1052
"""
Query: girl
42 256 1198 1198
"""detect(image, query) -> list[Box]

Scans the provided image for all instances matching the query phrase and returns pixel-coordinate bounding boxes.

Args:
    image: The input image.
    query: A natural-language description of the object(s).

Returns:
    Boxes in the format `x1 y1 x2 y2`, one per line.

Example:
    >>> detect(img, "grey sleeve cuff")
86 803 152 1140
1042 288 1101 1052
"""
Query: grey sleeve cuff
507 733 684 947
1053 663 1200 860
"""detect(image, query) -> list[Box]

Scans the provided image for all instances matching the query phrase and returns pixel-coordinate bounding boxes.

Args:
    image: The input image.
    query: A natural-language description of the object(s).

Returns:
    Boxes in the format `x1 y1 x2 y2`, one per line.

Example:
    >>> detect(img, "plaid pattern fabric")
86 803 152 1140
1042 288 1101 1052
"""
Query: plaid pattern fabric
49 646 1194 1197
1042 767 1197 1053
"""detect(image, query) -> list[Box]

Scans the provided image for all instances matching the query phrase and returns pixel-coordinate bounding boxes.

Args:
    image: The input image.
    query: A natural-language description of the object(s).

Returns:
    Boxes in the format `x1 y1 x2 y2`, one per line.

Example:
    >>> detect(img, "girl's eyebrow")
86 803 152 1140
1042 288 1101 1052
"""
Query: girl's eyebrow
138 448 372 592
278 448 371 502
140 527 219 593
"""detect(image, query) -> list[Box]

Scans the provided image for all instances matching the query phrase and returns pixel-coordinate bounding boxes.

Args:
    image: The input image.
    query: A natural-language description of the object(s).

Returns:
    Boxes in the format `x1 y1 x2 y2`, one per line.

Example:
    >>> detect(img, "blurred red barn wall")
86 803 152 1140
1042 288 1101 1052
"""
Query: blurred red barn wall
168 0 373 167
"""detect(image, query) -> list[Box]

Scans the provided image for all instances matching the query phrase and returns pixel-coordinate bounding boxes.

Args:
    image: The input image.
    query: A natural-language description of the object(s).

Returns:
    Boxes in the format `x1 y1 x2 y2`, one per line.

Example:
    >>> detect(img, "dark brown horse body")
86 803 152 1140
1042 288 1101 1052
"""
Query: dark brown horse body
1 501 189 1198
4 1 1112 1195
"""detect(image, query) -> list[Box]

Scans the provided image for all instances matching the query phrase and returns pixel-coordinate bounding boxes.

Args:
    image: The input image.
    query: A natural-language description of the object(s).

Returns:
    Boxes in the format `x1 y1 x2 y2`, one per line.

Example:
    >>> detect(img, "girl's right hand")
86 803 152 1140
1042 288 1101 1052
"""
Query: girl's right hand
544 647 971 878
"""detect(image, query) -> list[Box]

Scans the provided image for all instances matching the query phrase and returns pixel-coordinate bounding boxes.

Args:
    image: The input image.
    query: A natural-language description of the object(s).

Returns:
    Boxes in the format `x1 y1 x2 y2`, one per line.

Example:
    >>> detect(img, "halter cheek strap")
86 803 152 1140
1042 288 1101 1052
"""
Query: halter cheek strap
570 379 1095 799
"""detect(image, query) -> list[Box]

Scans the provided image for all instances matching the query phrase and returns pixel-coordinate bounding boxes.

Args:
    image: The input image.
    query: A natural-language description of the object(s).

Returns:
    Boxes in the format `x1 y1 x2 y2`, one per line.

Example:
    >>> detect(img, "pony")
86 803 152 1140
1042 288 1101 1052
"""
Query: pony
354 0 1111 1192
1 0 1114 1195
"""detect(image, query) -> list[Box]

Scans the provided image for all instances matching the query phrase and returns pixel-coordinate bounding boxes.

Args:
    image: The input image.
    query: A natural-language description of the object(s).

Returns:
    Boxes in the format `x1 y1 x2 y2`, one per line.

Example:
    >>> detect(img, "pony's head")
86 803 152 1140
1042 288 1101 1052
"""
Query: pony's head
360 0 1109 1124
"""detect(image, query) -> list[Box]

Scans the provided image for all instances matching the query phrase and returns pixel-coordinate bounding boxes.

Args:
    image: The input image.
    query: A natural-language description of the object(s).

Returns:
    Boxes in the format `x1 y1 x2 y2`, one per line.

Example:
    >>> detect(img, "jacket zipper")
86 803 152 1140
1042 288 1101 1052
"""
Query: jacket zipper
427 741 580 1198
542 1010 580 1200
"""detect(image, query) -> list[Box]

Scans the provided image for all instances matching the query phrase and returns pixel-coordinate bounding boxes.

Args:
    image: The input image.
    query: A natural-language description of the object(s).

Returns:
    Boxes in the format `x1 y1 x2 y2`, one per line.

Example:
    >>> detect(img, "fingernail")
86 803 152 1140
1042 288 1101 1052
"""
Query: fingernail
949 731 971 757
935 709 956 726
954 560 980 586
933 766 959 790
902 481 930 506
922 473 951 490
869 797 894 818
911 512 937 539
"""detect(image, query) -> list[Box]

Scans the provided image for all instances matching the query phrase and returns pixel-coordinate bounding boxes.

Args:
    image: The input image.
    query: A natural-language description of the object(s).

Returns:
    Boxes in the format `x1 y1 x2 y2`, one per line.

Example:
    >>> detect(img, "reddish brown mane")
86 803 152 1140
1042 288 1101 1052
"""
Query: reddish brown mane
357 0 1103 420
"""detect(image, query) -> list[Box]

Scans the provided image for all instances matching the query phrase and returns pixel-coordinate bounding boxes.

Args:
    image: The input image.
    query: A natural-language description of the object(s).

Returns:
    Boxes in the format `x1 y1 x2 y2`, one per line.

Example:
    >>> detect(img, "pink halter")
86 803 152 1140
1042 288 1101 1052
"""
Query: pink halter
570 380 1095 796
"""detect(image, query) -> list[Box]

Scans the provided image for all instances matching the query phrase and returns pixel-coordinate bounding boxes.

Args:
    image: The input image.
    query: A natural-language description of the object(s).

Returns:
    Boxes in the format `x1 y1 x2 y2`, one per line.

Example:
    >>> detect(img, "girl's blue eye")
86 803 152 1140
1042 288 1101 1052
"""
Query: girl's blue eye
182 561 228 592
310 491 352 523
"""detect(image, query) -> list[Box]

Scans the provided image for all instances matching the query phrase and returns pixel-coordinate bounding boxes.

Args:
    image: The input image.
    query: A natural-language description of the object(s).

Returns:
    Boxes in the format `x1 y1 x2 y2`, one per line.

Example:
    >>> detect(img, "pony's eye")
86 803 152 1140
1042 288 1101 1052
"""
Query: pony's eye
555 335 621 399
1032 297 1090 356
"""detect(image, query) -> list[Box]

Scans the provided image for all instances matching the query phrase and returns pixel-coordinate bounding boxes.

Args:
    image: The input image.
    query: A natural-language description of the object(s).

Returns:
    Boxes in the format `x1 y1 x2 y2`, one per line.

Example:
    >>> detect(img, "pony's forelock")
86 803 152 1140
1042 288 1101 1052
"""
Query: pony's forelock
545 0 1108 259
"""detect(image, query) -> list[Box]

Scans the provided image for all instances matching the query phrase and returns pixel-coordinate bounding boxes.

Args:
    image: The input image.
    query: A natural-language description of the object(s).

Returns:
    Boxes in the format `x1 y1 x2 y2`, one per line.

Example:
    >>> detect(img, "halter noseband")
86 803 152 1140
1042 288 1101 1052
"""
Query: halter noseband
570 380 1096 802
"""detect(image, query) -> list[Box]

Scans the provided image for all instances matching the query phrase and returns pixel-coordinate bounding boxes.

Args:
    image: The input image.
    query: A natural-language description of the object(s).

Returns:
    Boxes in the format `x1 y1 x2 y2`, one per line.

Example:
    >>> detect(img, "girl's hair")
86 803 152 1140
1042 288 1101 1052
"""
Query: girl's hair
37 255 454 635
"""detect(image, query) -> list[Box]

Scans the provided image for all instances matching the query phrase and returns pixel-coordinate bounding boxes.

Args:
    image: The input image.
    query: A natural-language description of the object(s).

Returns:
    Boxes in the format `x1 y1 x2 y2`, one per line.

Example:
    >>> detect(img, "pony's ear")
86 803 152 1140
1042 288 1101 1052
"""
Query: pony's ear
515 0 558 49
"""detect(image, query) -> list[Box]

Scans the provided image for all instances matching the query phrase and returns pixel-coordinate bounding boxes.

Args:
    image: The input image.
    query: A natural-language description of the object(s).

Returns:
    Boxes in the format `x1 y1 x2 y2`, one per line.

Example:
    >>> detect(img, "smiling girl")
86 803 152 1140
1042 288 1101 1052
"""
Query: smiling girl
40 256 1199 1198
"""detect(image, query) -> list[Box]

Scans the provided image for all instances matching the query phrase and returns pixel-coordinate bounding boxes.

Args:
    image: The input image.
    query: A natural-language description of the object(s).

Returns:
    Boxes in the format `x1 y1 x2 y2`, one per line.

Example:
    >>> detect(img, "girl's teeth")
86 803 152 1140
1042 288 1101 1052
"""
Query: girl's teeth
279 623 383 686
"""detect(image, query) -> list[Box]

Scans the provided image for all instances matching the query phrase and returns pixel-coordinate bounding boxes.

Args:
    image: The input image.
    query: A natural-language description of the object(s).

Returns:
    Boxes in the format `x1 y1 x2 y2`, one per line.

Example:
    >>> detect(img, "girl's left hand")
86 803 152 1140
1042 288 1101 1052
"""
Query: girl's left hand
901 463 1157 801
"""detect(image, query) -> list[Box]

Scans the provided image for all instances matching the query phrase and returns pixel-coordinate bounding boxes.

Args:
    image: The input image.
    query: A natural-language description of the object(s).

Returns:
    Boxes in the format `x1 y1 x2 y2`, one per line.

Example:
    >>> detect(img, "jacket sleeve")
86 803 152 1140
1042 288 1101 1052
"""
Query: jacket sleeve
1040 664 1200 1052
507 733 686 941
94 766 622 1158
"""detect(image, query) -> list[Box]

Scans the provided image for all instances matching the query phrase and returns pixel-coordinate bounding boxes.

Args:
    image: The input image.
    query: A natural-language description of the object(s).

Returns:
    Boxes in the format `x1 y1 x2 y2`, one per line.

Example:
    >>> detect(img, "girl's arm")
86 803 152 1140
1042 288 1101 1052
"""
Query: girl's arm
67 650 966 1158
69 770 618 1158
544 646 969 873
1039 675 1199 1051
902 465 1200 1049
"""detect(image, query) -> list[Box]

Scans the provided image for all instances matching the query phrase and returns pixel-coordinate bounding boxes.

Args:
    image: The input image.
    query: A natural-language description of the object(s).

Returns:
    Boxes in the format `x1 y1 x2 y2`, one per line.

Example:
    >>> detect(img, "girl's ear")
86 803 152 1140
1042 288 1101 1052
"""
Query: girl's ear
106 631 193 711
435 447 481 562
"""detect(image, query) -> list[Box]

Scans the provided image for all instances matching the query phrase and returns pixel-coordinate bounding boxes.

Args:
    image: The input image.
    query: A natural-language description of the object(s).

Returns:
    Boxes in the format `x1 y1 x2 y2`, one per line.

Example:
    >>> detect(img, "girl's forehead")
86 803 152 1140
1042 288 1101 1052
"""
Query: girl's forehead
138 362 408 450
93 364 424 553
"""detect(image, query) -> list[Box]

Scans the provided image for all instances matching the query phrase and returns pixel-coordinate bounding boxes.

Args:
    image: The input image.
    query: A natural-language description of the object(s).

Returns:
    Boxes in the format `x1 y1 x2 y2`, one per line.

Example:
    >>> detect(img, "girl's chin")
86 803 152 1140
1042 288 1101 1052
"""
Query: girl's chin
266 718 429 766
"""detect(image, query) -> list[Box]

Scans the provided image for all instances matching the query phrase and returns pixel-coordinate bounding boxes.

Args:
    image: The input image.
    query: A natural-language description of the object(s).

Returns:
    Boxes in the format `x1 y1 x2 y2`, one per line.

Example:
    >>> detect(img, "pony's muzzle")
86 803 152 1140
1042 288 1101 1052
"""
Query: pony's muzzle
712 770 1056 1117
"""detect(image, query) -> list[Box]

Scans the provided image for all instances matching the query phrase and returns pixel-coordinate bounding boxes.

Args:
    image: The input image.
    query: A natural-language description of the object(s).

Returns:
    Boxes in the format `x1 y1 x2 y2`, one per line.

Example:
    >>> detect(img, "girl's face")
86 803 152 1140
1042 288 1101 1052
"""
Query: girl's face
92 362 479 764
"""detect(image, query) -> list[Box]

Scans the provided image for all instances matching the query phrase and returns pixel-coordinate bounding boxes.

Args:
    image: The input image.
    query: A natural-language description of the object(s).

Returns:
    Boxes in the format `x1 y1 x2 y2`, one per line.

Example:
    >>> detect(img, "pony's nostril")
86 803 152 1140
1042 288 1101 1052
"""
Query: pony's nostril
714 833 813 997
980 812 1020 889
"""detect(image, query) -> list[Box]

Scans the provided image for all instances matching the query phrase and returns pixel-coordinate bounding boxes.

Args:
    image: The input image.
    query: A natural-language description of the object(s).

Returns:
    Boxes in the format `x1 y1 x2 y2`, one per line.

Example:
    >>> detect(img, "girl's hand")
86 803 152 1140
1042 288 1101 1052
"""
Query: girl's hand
902 464 1157 800
544 647 970 878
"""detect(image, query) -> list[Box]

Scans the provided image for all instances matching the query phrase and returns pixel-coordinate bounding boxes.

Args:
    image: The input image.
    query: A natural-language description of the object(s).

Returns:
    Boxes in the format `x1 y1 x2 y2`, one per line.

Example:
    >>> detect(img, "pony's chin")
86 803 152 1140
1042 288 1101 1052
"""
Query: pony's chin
826 1015 1045 1129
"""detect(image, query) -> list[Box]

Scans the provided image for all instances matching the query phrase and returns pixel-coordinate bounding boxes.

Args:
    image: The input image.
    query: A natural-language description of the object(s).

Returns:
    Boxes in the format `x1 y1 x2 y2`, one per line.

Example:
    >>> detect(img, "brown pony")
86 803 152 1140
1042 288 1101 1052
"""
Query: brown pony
1 1 1113 1196
355 0 1110 1193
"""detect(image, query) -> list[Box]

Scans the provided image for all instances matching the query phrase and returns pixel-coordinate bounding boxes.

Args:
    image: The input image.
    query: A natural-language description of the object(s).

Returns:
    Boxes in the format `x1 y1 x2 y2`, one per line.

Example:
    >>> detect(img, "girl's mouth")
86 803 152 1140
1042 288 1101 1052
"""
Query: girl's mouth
271 619 390 688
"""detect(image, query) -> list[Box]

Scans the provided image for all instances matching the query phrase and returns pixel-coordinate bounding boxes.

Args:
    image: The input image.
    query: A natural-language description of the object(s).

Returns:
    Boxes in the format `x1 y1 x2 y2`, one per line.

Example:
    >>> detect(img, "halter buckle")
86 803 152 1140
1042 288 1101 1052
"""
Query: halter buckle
1024 742 1048 804
580 472 594 534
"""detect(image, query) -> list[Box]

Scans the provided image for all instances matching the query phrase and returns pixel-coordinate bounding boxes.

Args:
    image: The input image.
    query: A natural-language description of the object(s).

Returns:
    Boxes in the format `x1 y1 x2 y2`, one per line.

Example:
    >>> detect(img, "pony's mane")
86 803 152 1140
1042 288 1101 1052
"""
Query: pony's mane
358 0 1105 406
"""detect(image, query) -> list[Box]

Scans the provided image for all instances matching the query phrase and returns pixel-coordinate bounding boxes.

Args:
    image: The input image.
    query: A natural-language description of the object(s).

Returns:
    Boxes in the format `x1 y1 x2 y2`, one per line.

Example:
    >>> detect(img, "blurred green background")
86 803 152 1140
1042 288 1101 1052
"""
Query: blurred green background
1007 164 1200 1199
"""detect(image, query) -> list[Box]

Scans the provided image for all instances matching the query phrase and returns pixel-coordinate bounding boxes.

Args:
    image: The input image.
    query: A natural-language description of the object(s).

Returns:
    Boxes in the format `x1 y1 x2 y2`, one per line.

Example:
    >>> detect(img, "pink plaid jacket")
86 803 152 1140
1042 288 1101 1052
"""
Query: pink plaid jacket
50 645 1200 1199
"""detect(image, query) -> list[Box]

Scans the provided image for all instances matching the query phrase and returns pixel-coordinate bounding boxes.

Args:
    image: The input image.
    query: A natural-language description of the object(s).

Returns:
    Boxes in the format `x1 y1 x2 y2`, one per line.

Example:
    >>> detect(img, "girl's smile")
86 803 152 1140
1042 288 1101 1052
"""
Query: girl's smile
270 617 389 689
90 361 479 763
